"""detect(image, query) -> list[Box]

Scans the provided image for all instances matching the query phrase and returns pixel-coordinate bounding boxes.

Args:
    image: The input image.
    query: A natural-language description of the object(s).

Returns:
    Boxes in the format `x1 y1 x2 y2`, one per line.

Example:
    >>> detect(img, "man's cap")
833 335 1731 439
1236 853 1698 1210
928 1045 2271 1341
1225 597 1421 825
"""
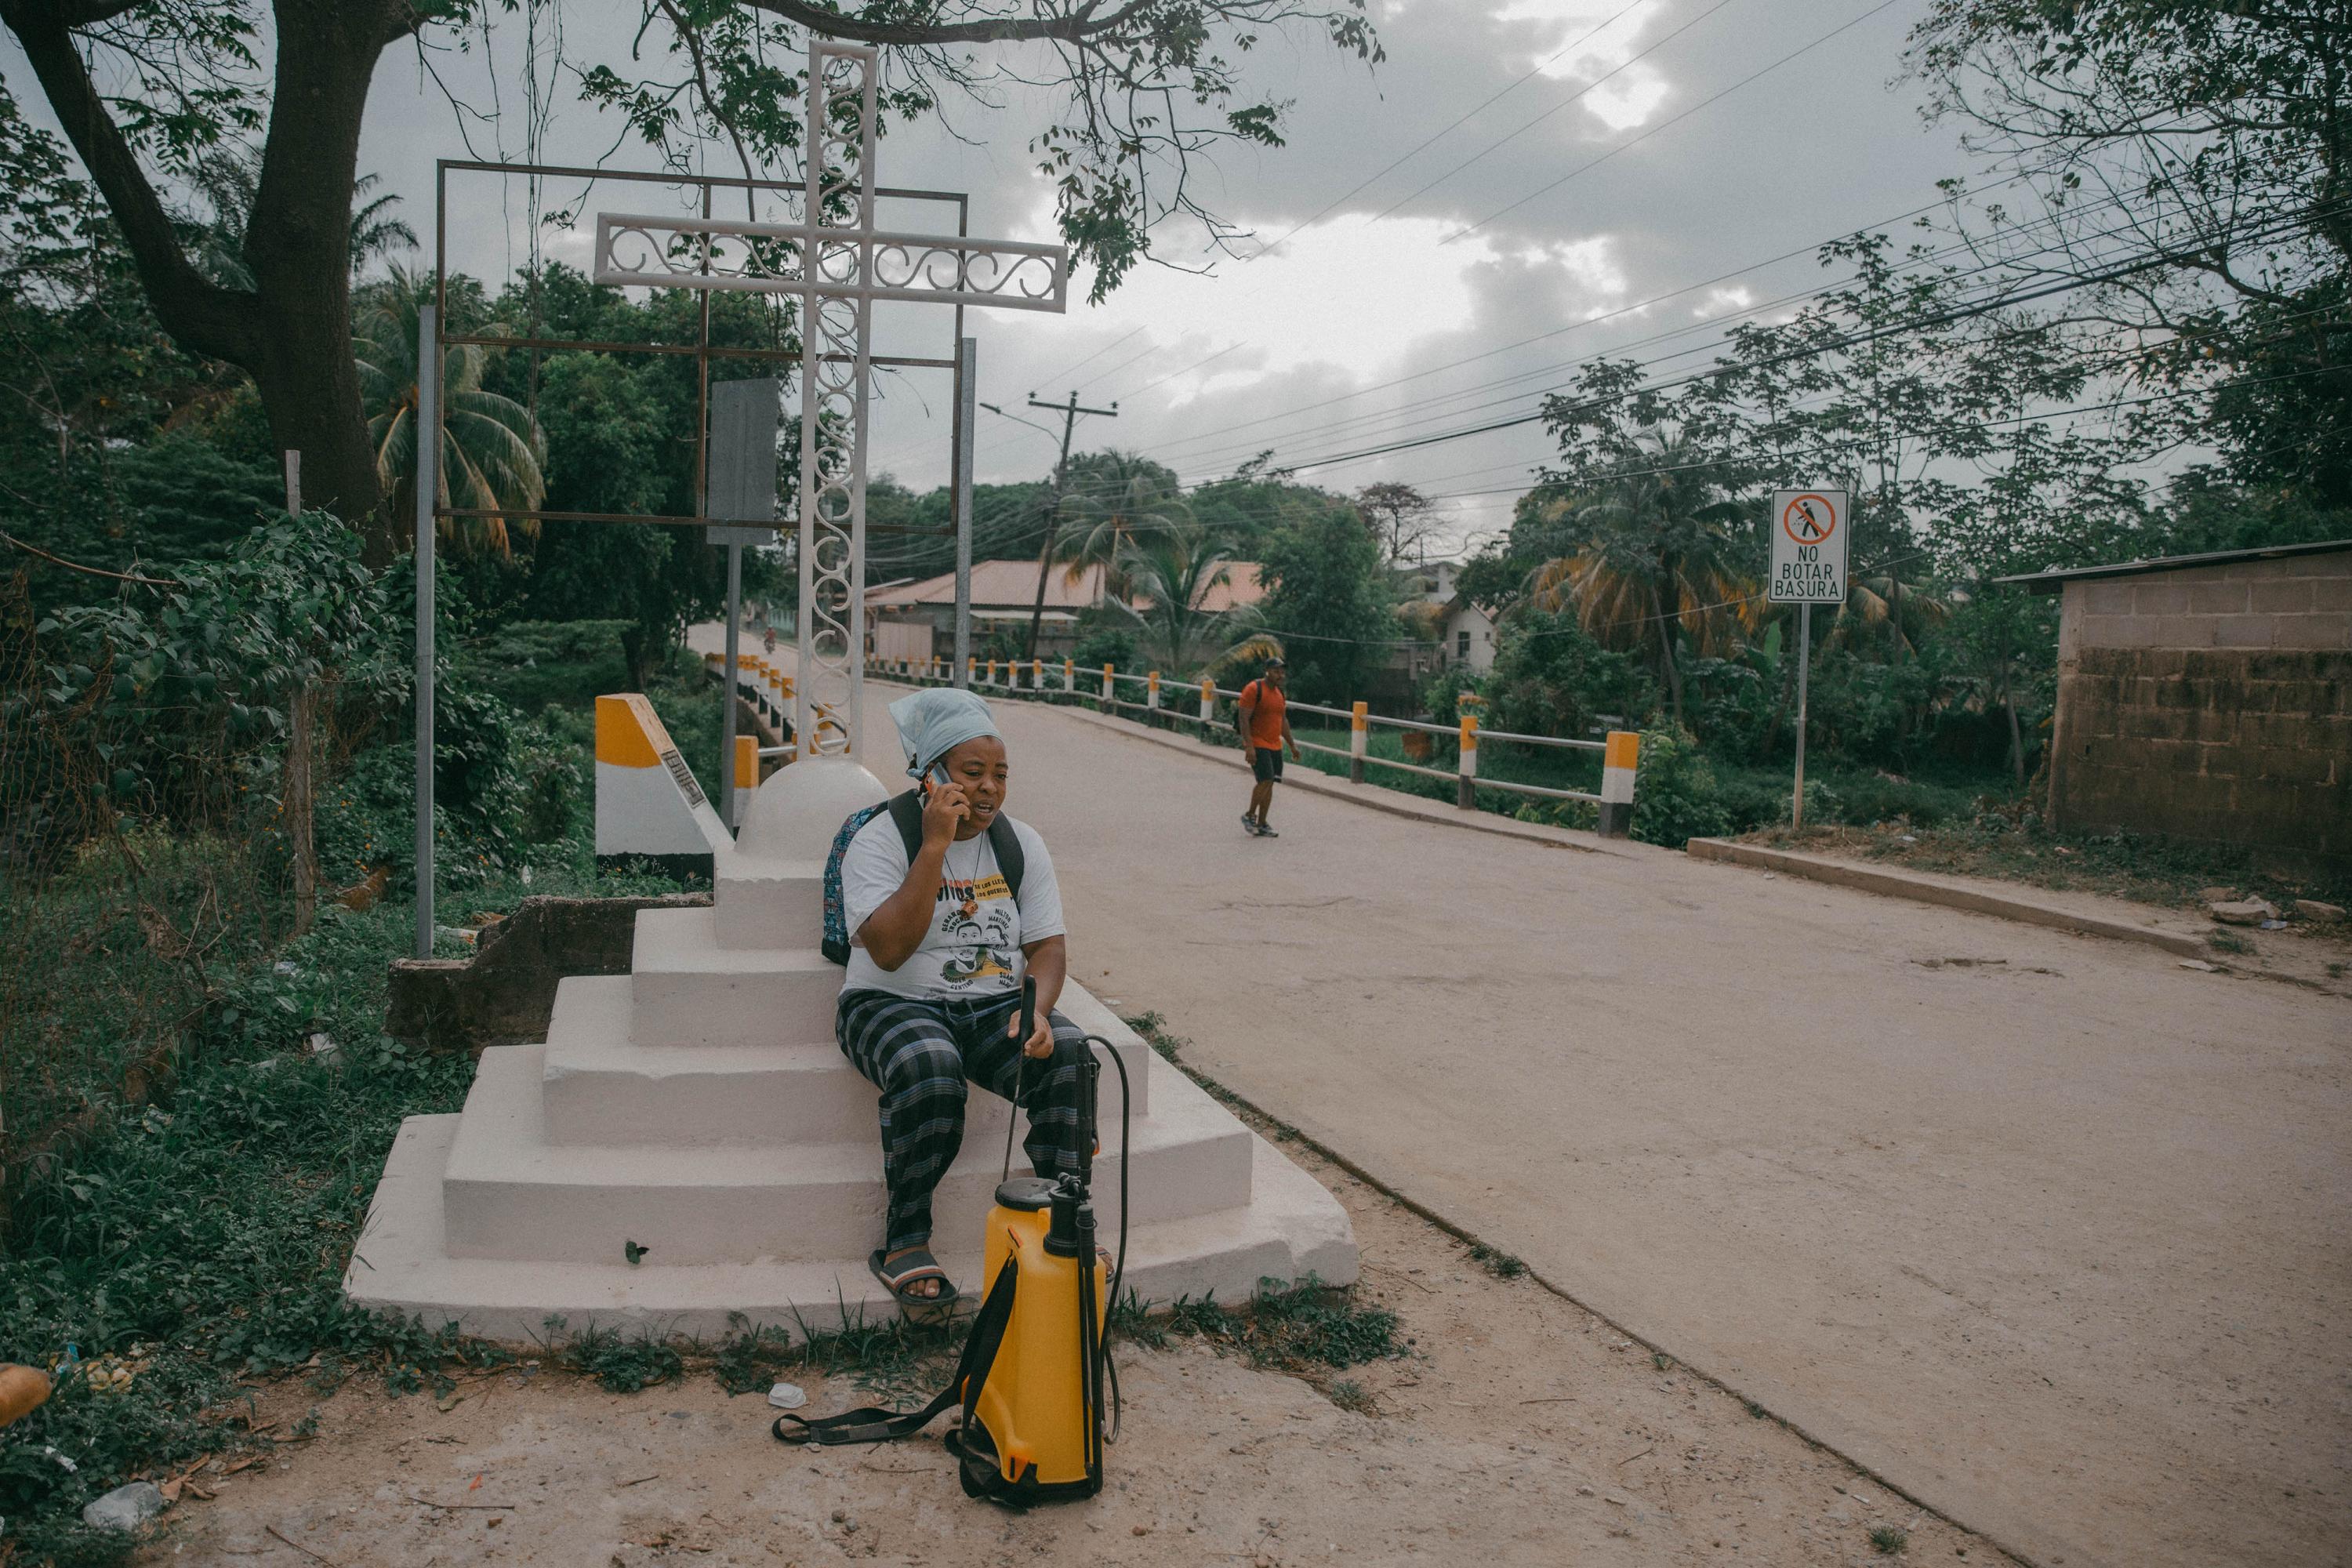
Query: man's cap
1264 657 1286 670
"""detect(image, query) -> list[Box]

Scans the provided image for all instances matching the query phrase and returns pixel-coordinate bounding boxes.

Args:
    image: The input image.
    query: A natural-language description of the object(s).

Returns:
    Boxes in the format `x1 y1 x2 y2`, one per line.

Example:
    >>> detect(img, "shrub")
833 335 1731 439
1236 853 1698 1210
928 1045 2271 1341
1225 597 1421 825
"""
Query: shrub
1630 726 1733 848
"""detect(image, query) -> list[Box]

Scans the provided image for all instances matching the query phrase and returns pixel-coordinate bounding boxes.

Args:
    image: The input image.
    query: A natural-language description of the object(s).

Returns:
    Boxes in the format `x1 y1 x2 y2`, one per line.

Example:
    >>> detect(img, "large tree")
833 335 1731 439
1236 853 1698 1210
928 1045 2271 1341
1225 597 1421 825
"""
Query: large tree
1904 0 2350 502
0 0 1379 565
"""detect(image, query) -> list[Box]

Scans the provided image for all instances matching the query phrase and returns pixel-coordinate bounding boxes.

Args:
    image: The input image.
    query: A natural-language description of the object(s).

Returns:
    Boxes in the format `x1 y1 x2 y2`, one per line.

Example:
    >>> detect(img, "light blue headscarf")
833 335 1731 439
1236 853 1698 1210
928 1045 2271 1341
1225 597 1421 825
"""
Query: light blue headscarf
887 687 1003 779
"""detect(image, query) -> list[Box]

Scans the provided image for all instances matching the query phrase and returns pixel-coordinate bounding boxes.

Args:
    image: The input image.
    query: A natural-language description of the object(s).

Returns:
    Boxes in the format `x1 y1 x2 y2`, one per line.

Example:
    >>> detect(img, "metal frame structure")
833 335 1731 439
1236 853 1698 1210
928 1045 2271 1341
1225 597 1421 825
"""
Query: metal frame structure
415 40 1068 955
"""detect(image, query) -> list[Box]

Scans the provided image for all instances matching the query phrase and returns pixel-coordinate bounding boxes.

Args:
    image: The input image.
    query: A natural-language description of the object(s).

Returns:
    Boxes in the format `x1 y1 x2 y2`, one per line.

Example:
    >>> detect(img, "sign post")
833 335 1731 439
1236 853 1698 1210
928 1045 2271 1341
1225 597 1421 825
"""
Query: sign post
1768 488 1848 830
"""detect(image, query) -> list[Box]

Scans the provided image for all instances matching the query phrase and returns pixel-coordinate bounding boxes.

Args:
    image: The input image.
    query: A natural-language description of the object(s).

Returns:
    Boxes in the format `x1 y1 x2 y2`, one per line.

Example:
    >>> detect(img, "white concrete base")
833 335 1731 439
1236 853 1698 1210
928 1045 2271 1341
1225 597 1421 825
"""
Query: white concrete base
712 857 823 950
347 749 1356 1341
441 1044 1246 1265
734 757 886 862
347 1115 1357 1343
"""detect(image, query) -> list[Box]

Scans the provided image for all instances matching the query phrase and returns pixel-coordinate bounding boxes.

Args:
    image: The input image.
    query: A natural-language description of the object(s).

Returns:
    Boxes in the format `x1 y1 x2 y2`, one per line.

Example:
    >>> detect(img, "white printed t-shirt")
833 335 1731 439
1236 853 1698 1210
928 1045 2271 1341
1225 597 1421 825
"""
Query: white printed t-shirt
838 810 1064 999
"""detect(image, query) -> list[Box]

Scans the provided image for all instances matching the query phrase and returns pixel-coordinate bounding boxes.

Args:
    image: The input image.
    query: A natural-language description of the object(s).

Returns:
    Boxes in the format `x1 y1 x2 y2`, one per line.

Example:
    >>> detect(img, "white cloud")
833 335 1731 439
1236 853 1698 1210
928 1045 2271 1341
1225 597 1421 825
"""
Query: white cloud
1490 0 1672 129
1692 284 1756 319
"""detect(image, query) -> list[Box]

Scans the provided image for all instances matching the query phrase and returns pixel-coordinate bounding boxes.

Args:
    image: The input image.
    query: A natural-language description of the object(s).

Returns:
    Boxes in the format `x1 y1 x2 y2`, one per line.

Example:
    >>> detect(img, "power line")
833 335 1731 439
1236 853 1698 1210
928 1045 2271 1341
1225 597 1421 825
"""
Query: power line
1365 0 1745 230
1442 0 1914 245
1249 0 1656 256
1142 159 2147 463
1257 203 2342 478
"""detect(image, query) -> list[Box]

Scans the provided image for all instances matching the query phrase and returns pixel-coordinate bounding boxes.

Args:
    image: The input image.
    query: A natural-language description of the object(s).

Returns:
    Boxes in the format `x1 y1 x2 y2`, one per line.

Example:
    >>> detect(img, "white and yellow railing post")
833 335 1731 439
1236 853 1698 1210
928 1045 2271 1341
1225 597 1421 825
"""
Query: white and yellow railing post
1147 670 1160 712
734 733 758 822
1101 663 1114 703
1599 731 1640 838
986 658 998 688
1457 713 1479 810
1031 658 1043 692
1350 701 1368 784
1198 677 1214 731
1062 658 1074 694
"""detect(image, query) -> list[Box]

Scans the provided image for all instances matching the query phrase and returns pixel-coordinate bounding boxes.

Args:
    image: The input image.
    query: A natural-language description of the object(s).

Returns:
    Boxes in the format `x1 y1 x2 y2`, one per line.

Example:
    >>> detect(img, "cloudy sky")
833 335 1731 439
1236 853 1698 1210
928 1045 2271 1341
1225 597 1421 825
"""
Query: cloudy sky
15 0 1984 555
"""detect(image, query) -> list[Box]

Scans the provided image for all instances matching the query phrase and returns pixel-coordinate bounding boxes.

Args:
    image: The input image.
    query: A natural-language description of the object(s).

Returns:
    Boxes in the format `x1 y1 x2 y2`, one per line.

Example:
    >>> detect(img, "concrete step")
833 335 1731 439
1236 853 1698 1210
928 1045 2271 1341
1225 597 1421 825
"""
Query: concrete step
347 1112 1358 1343
630 906 837 1046
713 855 823 951
542 976 1152 1146
626 907 1159 1071
443 1044 1244 1265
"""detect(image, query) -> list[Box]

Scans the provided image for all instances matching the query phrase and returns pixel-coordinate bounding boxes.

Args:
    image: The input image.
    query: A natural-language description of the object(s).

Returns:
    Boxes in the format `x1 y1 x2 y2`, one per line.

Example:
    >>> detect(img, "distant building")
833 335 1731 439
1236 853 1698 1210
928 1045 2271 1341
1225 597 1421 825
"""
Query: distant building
1441 594 1499 673
1394 559 1461 606
1998 539 2351 875
866 557 1265 665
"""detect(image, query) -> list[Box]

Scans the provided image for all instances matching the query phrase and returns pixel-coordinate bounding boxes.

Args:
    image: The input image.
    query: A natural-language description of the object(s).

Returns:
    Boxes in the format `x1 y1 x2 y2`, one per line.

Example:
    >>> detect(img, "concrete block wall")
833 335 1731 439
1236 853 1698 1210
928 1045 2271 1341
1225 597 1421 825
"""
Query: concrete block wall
2051 551 2351 873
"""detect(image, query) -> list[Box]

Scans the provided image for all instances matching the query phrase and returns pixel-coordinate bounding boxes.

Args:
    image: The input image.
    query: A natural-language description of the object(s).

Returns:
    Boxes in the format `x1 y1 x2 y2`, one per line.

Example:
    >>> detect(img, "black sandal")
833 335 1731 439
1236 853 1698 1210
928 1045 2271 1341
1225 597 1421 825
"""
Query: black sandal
869 1247 958 1316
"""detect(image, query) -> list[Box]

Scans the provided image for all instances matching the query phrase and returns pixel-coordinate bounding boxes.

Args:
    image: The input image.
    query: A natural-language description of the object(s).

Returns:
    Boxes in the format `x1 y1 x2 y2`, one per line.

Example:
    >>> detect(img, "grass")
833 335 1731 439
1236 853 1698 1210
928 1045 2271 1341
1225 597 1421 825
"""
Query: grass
1 728 699 1563
1105 1276 1402 1374
550 1320 685 1395
1468 1243 1528 1279
710 1308 962 1410
1749 811 2351 914
1871 1523 1910 1555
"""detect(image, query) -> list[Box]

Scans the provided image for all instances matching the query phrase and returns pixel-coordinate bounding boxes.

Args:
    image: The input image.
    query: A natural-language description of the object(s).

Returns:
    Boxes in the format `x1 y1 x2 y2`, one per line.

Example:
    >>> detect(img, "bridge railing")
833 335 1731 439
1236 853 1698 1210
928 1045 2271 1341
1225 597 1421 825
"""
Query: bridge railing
866 652 1640 839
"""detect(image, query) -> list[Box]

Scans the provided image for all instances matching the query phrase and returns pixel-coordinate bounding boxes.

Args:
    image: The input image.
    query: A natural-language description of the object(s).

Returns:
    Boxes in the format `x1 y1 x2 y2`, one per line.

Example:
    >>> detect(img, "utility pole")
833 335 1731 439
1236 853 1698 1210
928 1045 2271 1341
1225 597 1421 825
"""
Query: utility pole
1018 389 1116 662
952 338 978 687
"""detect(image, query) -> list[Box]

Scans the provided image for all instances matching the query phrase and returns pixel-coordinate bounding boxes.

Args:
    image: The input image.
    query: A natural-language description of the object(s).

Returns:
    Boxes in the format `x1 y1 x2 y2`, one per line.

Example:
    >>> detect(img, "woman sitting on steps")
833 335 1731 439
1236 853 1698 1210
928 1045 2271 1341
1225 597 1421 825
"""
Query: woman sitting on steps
835 687 1090 1313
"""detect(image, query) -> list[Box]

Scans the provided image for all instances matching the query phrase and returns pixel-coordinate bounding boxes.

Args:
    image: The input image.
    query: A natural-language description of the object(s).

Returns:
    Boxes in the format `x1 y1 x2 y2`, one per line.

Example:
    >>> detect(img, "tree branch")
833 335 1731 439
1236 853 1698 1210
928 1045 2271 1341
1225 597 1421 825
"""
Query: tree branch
735 0 1104 45
0 0 261 362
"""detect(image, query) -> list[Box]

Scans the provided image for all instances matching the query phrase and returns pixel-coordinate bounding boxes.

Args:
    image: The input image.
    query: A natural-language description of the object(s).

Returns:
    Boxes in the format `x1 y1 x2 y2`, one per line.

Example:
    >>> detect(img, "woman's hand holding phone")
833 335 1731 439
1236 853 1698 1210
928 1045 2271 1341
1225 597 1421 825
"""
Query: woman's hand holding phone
919 769 968 849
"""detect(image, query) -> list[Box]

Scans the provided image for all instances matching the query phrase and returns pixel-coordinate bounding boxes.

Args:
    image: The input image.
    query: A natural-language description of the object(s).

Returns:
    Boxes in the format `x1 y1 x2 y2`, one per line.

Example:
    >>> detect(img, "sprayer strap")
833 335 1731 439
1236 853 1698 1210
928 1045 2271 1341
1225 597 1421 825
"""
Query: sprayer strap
771 1257 1018 1449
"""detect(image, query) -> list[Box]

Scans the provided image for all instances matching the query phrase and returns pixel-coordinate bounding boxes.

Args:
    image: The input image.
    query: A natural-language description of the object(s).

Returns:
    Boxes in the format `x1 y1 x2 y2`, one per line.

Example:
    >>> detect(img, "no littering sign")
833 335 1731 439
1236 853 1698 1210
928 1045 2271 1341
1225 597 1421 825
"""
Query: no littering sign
1769 488 1847 604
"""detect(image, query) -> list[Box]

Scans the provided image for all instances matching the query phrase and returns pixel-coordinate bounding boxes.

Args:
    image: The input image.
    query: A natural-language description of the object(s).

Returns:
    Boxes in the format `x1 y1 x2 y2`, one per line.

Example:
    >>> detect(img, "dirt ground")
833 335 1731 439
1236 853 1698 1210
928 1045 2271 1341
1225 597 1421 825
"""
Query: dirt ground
131 1135 2009 1568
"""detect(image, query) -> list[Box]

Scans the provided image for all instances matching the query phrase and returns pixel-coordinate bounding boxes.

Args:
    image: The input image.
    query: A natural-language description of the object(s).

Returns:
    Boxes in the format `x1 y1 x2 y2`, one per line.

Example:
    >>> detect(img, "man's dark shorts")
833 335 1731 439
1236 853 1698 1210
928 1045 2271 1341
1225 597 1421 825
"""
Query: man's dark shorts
1251 745 1284 783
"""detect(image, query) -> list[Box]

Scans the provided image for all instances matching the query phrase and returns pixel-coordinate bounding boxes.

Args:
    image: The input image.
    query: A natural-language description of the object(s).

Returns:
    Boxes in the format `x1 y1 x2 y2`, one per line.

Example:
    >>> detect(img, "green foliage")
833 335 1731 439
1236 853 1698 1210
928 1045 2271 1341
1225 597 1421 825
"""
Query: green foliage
1870 1523 1909 1555
552 1322 684 1394
1482 611 1659 741
0 904 484 1555
1630 727 1734 848
1467 1243 1527 1279
1070 619 1138 674
1255 502 1400 703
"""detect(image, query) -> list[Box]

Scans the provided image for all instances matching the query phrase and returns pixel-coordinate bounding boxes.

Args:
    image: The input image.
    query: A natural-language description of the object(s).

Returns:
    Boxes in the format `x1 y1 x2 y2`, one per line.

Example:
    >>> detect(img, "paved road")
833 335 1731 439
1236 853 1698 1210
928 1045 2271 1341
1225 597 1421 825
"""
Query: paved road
843 681 2349 1568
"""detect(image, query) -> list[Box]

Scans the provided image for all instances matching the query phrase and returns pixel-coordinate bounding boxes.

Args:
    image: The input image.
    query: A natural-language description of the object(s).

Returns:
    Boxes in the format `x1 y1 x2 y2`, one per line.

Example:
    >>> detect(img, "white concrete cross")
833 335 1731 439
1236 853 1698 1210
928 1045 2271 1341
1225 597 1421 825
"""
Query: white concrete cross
592 38 1069 761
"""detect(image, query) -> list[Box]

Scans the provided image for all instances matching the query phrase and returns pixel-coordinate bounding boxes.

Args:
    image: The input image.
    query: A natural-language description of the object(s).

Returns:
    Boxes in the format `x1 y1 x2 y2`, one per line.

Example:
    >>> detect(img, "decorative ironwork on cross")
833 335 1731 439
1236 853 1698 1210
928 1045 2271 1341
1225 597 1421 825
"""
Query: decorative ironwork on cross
592 39 1071 762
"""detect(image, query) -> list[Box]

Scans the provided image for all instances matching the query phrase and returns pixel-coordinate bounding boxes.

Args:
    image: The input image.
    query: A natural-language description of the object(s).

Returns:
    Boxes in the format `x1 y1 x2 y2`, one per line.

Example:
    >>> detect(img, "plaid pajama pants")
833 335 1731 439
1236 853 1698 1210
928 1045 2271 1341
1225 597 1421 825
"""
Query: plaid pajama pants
836 987 1091 1254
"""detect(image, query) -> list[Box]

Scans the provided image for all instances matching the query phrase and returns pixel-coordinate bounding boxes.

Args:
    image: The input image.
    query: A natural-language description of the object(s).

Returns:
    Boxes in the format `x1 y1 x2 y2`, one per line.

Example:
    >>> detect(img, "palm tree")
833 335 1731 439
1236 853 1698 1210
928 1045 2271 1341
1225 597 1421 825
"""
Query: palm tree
193 152 418 285
1056 452 1189 599
1818 564 1950 658
1528 432 1759 727
354 266 546 559
1109 521 1246 673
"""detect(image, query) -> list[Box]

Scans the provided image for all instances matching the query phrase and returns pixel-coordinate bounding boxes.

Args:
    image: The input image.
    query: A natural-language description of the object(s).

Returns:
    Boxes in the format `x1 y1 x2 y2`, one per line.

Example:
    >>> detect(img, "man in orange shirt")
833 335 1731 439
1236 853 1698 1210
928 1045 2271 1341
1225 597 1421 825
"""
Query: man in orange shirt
1235 658 1300 837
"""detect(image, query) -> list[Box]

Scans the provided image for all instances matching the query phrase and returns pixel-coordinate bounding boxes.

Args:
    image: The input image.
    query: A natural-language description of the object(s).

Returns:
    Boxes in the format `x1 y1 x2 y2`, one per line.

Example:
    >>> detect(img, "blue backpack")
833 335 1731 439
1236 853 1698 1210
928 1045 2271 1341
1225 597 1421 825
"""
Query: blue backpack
819 792 1026 964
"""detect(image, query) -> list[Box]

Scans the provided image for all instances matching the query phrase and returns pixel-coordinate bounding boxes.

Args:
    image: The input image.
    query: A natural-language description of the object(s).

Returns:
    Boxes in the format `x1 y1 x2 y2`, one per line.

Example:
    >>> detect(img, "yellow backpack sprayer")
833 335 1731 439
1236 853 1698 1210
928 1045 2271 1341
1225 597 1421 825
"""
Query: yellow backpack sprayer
773 979 1132 1504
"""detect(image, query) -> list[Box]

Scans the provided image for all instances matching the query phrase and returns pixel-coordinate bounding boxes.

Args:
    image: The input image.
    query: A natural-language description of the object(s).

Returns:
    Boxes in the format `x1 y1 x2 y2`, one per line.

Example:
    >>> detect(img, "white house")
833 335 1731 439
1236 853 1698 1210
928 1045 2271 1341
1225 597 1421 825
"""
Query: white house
1442 593 1499 673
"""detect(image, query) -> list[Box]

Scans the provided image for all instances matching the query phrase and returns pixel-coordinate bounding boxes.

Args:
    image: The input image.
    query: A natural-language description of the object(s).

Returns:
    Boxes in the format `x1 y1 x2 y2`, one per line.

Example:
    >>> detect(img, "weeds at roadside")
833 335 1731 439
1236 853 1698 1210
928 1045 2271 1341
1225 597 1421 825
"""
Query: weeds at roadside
710 1309 961 1409
2208 931 2251 955
1468 1243 1527 1279
550 1320 684 1394
1871 1523 1910 1555
1327 1379 1374 1414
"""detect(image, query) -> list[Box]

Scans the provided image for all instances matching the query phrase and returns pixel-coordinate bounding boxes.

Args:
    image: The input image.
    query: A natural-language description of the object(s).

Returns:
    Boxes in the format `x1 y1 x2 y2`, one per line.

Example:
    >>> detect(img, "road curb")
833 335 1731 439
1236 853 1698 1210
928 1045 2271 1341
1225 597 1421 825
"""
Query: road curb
1686 838 2212 958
